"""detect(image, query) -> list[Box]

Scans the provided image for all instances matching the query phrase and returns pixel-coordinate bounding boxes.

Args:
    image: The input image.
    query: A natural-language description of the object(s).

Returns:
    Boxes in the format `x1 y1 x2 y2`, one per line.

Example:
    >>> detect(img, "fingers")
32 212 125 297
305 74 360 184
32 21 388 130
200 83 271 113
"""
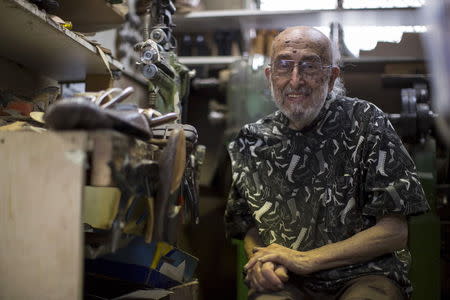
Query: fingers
245 244 286 270
257 253 283 265
244 251 263 270
252 246 262 253
247 261 284 292
250 262 264 291
244 258 256 270
274 265 289 282
261 262 284 289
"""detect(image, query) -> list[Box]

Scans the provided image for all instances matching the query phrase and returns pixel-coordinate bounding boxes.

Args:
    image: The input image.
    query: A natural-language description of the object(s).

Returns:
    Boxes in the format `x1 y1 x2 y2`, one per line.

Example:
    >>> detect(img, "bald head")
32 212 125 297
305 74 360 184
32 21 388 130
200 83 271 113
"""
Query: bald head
266 26 342 130
271 26 334 65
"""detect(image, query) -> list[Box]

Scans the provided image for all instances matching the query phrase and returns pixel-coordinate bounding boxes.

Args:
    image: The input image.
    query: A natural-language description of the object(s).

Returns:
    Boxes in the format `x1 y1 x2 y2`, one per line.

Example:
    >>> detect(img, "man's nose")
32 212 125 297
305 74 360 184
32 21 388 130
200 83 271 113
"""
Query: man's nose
289 66 305 88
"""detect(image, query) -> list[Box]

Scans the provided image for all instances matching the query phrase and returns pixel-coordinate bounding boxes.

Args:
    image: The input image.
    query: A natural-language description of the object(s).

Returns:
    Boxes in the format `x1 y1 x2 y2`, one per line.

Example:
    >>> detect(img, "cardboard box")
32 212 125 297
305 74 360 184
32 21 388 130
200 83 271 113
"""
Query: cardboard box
85 237 198 289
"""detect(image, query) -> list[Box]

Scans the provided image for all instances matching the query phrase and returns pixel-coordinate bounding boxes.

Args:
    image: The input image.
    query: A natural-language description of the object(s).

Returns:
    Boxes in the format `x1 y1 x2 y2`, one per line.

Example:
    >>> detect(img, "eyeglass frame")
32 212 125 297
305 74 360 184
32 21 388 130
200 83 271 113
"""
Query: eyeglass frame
268 59 334 77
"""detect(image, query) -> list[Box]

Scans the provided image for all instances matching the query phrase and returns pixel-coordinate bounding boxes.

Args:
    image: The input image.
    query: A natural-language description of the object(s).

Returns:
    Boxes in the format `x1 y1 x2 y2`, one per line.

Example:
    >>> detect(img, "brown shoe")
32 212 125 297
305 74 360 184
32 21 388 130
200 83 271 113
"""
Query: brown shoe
153 126 186 242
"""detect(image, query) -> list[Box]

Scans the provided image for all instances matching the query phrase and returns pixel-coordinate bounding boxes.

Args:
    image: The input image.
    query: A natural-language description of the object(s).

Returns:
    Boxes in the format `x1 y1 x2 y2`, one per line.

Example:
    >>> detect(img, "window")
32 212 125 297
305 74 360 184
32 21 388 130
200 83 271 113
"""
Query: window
343 26 426 56
343 0 424 9
260 0 335 11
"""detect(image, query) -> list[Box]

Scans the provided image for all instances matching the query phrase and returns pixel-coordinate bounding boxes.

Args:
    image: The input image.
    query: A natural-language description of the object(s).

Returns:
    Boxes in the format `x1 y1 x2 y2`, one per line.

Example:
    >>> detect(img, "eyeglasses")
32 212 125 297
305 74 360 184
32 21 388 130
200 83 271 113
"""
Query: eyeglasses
270 59 332 77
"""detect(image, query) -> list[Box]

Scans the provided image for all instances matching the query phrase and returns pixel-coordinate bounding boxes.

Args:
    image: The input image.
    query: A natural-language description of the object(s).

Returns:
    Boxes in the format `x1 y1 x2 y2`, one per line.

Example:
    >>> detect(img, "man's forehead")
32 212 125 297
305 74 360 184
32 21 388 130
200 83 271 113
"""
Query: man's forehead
274 50 322 61
272 27 331 62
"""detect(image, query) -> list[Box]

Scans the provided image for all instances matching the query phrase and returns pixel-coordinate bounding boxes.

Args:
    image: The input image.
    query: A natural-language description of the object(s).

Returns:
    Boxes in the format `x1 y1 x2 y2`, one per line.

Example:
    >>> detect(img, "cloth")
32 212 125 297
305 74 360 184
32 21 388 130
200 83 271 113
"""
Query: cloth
248 275 405 300
224 96 429 297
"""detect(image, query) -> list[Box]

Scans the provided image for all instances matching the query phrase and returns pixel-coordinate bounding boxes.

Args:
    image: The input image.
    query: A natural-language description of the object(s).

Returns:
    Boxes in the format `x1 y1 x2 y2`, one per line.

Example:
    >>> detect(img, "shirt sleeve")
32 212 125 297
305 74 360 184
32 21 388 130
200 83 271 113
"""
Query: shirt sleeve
224 137 255 240
361 109 430 218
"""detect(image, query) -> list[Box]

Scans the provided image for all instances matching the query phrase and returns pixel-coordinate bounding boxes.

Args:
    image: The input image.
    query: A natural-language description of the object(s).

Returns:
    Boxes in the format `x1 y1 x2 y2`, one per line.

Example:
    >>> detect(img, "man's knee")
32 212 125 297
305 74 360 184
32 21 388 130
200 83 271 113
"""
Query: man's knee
248 289 294 300
338 275 405 300
248 284 305 300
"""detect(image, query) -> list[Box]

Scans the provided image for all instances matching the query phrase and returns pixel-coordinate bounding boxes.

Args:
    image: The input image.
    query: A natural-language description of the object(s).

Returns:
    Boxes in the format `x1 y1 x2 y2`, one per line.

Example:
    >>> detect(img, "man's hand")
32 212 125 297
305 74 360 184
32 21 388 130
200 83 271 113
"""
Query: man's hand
243 228 289 292
244 215 408 276
245 243 317 275
245 261 289 292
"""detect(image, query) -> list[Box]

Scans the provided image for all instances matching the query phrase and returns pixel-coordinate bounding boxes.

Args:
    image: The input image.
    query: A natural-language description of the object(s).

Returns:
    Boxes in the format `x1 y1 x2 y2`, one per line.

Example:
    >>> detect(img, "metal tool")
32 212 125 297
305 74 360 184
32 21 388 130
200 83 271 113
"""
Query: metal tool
388 81 437 143
134 0 192 113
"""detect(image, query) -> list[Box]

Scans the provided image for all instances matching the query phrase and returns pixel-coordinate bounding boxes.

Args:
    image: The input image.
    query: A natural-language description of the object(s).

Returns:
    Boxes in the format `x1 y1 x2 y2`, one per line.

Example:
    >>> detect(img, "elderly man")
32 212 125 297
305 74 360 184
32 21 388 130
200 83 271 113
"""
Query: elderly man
224 26 429 300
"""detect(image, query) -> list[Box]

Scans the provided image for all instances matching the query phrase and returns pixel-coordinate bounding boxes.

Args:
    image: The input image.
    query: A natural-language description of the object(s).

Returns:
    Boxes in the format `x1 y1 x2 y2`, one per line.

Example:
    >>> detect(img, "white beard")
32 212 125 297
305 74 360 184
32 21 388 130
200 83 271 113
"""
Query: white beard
269 77 328 129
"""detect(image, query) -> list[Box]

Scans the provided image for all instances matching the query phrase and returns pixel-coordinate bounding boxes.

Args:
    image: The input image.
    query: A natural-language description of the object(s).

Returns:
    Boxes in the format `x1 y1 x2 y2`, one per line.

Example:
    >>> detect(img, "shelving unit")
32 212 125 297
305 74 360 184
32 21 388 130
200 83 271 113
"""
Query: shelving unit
0 0 123 82
0 1 130 299
57 0 125 32
174 7 424 33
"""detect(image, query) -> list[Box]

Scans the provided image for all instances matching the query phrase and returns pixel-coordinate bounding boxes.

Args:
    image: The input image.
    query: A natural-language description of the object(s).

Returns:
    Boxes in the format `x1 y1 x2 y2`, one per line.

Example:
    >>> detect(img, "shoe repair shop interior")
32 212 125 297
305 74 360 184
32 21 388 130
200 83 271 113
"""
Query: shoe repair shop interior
0 0 449 299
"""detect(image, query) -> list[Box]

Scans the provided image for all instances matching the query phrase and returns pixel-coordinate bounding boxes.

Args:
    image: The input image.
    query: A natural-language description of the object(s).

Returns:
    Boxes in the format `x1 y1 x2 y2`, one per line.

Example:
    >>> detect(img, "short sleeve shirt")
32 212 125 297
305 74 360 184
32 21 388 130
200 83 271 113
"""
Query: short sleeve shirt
224 96 429 296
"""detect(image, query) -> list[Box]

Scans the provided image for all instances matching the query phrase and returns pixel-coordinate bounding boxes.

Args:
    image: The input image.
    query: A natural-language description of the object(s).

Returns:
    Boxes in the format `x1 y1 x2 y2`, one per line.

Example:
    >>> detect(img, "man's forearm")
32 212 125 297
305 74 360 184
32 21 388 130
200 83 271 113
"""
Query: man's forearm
305 215 408 272
246 215 408 275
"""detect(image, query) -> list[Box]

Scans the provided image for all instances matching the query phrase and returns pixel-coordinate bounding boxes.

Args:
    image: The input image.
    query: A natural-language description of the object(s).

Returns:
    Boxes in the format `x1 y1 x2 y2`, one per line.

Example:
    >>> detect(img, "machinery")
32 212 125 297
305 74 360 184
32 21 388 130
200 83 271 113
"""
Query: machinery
135 0 193 119
386 76 442 300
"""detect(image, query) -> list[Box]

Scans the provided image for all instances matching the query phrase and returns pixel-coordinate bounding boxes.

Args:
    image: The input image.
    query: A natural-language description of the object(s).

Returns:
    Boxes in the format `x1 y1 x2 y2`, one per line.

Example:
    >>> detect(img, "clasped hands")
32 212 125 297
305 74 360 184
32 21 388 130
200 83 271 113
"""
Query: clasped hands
243 243 316 292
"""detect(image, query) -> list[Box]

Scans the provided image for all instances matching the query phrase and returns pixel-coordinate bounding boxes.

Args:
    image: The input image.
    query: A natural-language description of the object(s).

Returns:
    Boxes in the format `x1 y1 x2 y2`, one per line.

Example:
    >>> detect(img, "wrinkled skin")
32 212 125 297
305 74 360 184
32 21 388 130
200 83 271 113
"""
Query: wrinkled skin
265 26 340 130
245 261 289 292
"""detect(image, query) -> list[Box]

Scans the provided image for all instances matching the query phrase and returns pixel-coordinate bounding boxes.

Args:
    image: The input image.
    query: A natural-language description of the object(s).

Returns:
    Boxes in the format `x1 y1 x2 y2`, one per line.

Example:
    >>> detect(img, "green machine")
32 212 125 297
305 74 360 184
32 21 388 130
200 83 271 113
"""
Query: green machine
389 83 441 300
135 0 193 118
409 139 441 300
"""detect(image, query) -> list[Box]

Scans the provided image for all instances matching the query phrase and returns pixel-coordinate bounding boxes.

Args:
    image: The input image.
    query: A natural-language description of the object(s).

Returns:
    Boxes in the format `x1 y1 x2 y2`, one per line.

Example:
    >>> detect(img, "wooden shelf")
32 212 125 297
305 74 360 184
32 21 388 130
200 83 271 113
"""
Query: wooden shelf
57 0 125 32
173 7 423 33
0 0 123 82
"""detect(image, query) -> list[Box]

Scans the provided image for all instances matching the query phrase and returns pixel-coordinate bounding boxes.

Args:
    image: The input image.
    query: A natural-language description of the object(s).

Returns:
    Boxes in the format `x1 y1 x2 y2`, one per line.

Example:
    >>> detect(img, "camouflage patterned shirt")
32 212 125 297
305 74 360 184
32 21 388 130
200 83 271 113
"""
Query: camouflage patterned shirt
224 96 429 296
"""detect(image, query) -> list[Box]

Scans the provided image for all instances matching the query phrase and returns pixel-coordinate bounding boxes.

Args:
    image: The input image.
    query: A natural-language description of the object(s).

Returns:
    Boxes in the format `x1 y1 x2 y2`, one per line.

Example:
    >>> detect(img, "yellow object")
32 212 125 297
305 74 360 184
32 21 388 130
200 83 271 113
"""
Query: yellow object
151 242 174 269
83 186 121 229
0 121 46 133
30 112 45 124
62 22 73 30
83 186 149 236
122 195 148 236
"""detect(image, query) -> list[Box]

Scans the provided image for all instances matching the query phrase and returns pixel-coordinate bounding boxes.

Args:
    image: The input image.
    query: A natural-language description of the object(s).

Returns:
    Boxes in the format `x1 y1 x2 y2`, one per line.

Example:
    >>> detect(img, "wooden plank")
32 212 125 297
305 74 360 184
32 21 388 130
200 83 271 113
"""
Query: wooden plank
0 131 87 300
90 131 114 186
169 280 199 300
89 131 138 187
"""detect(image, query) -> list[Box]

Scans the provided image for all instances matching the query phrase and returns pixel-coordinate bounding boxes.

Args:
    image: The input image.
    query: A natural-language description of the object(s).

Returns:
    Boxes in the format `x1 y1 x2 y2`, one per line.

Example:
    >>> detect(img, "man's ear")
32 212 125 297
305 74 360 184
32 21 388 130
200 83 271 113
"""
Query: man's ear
328 67 340 93
265 66 271 82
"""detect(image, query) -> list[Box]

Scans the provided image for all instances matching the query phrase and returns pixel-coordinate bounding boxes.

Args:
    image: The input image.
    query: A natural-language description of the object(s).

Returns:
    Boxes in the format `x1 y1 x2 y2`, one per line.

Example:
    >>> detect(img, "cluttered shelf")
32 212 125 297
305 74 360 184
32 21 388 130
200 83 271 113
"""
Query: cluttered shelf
57 0 125 32
0 0 123 82
173 7 423 33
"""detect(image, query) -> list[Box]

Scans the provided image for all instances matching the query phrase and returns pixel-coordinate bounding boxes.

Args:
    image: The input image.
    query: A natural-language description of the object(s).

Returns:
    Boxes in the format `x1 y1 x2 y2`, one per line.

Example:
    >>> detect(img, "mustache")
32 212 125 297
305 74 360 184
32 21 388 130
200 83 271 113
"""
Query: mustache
283 86 311 97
